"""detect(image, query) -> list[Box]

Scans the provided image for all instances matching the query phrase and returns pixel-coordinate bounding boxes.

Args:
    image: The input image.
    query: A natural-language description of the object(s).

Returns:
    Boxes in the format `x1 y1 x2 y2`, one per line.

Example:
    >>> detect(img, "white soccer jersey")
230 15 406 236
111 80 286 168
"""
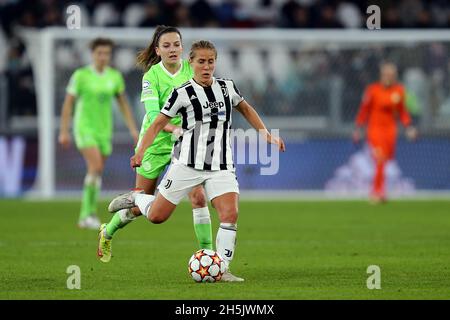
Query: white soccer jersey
161 77 244 171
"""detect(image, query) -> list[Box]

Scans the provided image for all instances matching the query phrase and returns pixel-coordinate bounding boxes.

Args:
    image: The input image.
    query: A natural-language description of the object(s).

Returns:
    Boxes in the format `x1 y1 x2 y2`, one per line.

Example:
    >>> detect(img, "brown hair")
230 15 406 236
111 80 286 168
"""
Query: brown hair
90 38 114 51
189 40 217 61
136 25 182 71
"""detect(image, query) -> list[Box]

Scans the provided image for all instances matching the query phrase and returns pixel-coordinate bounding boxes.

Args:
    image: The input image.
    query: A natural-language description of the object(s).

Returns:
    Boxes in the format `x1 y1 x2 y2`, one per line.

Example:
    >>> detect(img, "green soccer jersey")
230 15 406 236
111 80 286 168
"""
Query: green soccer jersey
139 60 193 154
67 65 125 140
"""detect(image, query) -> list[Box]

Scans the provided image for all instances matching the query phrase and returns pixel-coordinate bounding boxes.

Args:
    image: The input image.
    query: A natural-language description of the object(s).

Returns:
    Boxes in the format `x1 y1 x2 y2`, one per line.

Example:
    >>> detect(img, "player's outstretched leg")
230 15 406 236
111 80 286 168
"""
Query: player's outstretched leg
98 207 143 262
108 189 145 213
104 208 137 237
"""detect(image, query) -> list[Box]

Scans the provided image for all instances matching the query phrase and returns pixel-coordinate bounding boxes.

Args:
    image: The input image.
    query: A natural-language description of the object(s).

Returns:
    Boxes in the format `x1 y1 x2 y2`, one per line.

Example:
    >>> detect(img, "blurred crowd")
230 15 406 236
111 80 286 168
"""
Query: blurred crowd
1 0 449 33
0 0 449 123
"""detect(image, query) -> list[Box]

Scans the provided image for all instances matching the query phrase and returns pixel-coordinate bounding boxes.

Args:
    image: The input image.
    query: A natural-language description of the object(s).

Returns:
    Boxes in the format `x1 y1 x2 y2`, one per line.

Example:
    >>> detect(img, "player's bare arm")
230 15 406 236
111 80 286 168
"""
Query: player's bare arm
132 113 171 167
58 93 76 149
235 100 286 152
116 93 139 144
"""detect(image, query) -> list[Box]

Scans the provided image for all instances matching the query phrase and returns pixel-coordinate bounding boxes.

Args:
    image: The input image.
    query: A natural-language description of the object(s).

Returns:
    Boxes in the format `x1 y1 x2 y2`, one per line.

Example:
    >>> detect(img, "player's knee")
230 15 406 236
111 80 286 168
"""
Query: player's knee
148 206 170 224
149 213 167 224
89 166 103 176
96 166 104 175
189 190 207 208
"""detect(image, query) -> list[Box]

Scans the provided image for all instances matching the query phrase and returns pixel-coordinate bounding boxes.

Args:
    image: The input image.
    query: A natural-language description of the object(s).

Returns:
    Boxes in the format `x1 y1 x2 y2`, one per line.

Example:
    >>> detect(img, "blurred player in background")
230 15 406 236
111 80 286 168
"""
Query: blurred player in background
108 40 286 281
58 38 139 229
98 26 213 263
353 62 418 203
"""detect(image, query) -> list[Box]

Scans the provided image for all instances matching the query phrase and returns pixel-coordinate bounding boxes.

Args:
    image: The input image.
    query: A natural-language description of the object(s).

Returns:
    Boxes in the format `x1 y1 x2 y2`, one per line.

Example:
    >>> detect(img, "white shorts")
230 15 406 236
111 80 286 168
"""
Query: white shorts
157 162 240 205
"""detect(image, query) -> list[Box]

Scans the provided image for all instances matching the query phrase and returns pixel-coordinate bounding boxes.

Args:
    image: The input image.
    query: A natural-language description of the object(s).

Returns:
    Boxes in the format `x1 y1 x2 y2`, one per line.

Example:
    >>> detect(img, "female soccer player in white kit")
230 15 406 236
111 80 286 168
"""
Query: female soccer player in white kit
109 40 286 281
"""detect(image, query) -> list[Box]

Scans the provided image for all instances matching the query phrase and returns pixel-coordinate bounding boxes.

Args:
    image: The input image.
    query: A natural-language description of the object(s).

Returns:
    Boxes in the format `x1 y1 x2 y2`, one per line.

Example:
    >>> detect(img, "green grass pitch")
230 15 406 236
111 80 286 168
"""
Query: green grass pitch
0 199 449 299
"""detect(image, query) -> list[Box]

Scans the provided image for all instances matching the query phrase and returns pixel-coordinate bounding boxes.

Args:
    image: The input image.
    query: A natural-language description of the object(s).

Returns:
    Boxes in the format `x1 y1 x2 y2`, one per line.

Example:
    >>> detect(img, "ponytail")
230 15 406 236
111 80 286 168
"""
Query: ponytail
136 25 182 72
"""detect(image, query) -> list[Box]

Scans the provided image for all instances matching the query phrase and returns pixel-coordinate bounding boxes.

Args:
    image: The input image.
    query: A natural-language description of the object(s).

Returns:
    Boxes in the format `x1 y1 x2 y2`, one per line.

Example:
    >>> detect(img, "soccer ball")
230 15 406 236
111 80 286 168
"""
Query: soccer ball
188 249 226 283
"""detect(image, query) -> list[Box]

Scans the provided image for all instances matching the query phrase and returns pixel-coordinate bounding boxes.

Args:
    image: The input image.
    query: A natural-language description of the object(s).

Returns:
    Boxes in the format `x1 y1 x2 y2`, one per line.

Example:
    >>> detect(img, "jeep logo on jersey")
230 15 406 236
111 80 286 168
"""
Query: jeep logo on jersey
202 101 225 109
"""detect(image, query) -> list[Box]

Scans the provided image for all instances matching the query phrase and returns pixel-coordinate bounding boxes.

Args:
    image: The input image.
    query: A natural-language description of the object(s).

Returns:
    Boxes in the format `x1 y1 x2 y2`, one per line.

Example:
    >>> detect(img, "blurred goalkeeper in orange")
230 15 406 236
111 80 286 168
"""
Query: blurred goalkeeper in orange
353 62 418 203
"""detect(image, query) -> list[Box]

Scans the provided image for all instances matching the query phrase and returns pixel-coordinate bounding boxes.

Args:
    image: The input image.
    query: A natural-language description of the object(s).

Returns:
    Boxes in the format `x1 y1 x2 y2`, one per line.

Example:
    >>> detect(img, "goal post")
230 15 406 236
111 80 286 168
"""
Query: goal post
21 27 450 199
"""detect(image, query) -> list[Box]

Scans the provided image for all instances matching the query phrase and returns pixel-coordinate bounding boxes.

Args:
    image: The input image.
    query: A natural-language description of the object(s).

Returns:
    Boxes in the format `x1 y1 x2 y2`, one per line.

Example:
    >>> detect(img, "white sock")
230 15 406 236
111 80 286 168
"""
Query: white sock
135 193 155 218
193 207 211 224
84 174 101 187
95 176 102 189
216 223 237 269
118 208 136 223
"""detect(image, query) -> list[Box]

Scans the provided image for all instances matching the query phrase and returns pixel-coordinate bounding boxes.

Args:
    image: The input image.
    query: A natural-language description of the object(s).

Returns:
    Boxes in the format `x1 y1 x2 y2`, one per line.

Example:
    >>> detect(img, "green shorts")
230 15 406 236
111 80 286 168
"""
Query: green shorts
74 131 112 156
136 152 172 180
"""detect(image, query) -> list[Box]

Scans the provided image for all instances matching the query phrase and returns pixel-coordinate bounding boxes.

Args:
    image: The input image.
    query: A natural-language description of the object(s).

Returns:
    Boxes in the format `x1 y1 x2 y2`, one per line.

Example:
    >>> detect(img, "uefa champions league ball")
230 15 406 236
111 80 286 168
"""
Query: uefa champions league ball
188 249 227 283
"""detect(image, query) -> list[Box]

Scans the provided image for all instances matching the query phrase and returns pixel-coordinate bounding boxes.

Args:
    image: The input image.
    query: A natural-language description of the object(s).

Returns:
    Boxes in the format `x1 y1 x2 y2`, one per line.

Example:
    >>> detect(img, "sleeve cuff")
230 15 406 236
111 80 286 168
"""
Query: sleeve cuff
141 97 159 102
160 110 174 118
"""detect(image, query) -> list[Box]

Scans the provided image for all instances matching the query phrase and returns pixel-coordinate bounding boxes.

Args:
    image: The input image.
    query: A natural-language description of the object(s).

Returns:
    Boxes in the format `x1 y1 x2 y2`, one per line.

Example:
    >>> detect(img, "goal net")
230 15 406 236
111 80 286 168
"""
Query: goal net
21 28 450 198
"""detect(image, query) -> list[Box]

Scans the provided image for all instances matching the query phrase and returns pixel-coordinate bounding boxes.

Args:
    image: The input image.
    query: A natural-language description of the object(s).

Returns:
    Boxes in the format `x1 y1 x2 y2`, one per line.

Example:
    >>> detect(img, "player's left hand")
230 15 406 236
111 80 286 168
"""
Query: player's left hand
269 135 286 152
406 126 418 141
171 127 184 141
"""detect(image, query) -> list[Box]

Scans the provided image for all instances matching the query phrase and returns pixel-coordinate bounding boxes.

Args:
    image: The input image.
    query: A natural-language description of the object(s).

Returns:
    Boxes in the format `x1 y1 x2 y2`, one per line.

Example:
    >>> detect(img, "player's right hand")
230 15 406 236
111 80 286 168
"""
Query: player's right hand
58 132 71 149
130 150 144 169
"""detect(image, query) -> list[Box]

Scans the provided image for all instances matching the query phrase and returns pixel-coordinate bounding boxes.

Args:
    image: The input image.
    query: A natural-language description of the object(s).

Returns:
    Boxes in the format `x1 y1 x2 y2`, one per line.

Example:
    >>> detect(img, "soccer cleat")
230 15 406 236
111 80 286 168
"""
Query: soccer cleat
108 189 144 213
221 271 244 282
78 214 101 230
97 223 112 263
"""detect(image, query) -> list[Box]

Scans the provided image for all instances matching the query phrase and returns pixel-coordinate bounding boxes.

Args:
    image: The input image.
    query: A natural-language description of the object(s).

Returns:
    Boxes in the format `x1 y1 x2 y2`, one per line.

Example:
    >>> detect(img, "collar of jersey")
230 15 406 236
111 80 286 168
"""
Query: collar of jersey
159 60 183 78
89 64 109 76
191 77 216 88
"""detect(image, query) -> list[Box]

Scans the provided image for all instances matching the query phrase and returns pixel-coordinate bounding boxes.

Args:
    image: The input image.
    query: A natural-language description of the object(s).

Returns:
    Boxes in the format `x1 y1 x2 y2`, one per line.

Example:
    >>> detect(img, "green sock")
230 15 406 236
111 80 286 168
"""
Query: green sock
193 207 213 249
79 183 95 220
194 223 213 250
90 181 100 215
79 174 100 221
105 209 135 238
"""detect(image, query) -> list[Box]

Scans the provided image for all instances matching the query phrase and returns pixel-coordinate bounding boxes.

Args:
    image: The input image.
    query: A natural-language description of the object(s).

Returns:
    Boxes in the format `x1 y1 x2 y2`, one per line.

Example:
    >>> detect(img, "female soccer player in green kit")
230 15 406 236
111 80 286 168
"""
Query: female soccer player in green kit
97 26 213 263
59 38 139 230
